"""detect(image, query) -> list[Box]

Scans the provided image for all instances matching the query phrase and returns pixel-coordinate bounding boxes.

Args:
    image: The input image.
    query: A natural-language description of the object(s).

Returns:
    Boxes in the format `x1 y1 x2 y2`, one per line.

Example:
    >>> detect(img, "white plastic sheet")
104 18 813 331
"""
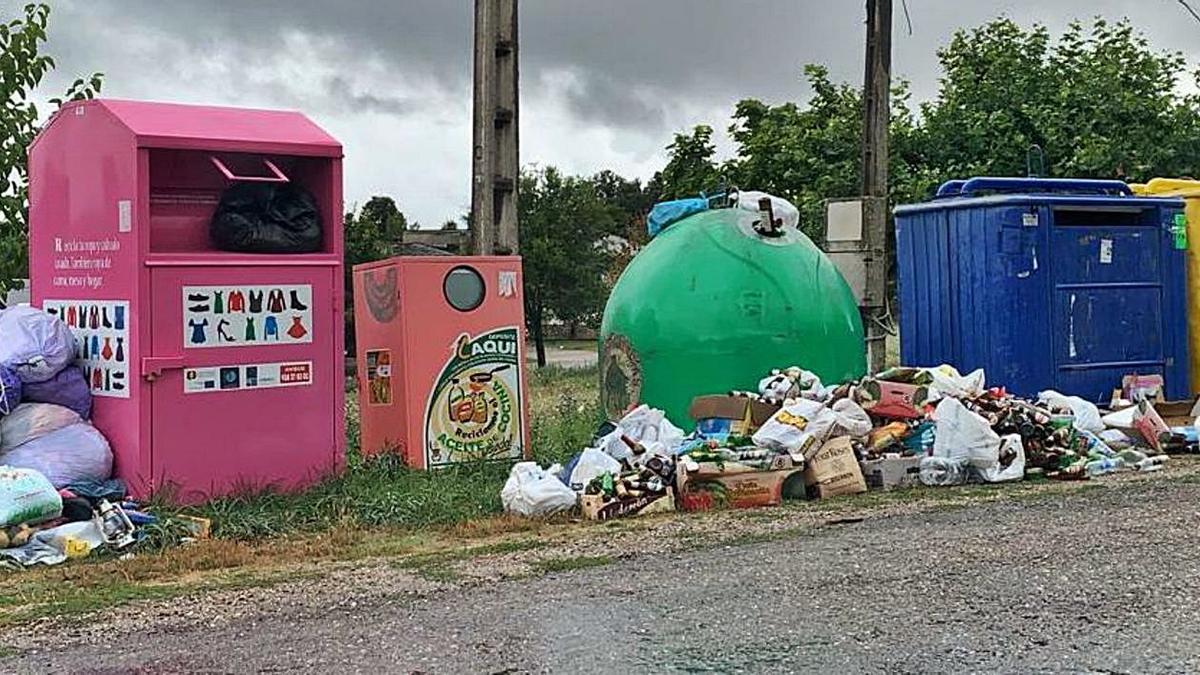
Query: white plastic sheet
501 462 578 517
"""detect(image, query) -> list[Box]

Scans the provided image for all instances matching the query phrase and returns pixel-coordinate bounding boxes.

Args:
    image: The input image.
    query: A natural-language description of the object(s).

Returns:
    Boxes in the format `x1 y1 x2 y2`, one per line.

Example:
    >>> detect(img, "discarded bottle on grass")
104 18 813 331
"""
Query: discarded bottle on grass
1135 456 1169 472
1118 448 1148 465
1084 458 1125 477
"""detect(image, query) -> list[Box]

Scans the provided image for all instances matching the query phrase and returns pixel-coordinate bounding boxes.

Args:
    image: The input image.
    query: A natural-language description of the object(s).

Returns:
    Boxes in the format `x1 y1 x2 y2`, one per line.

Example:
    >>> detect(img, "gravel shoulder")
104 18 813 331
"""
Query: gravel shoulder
4 463 1200 673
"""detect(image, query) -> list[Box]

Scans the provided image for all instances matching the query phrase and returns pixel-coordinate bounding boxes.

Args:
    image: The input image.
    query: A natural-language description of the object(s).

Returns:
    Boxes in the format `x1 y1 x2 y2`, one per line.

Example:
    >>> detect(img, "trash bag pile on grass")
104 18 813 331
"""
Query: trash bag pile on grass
503 360 1186 520
0 306 148 569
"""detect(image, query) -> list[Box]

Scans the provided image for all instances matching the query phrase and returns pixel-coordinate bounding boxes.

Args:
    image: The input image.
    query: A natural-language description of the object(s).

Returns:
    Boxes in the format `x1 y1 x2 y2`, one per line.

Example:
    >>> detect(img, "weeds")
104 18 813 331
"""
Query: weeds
531 555 614 574
155 365 601 541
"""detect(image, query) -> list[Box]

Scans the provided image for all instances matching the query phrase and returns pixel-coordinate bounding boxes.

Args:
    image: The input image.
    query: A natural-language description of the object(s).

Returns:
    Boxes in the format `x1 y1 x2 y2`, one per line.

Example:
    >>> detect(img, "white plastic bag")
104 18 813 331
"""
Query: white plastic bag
975 434 1026 483
829 398 872 439
0 403 82 453
926 365 986 400
0 306 77 383
1102 406 1138 430
602 405 685 462
1037 390 1103 433
0 466 61 527
568 448 621 491
0 422 112 488
751 398 836 455
919 456 970 486
734 191 800 230
932 397 1000 469
501 462 578 517
0 518 105 567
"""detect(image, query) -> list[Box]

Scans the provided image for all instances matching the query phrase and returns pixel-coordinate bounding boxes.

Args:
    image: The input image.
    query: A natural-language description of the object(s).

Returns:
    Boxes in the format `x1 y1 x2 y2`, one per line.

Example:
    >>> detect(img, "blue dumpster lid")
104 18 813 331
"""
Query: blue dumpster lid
896 176 1183 214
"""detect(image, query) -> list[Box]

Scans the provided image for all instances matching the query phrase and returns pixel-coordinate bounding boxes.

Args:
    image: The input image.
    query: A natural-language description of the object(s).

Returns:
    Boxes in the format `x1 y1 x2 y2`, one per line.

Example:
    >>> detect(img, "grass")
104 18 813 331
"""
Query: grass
148 364 602 542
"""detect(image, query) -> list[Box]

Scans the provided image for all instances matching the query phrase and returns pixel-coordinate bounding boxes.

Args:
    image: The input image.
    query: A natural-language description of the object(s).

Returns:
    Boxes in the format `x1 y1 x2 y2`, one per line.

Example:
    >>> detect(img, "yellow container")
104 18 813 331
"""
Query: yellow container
1131 178 1200 393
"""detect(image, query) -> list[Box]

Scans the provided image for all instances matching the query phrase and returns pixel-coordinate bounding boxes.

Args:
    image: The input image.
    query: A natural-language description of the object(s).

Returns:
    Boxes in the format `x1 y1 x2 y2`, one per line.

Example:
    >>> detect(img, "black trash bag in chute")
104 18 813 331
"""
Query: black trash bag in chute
209 182 323 254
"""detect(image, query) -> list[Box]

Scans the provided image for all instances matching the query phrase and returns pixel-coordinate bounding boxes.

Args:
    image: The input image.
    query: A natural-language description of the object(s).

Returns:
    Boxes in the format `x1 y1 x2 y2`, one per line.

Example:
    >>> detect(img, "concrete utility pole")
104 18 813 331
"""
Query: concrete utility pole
860 0 892 372
470 0 520 255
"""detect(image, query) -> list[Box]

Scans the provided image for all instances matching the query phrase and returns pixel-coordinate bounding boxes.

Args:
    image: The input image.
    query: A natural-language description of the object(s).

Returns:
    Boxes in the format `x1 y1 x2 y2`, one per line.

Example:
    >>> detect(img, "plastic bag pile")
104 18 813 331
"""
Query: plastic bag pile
0 306 111 489
0 305 134 568
501 358 1188 518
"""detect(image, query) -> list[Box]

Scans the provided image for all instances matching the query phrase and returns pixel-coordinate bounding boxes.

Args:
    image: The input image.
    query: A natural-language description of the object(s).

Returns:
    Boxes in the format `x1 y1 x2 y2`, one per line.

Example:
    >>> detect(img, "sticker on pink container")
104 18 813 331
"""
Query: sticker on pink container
42 299 131 399
182 284 312 349
424 327 524 467
184 361 313 394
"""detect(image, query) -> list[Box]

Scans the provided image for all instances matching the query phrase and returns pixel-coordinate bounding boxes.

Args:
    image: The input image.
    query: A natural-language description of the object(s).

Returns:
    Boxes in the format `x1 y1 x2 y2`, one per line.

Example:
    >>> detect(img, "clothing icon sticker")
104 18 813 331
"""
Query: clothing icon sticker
42 299 131 400
498 270 518 298
182 285 313 349
287 316 308 340
188 319 209 345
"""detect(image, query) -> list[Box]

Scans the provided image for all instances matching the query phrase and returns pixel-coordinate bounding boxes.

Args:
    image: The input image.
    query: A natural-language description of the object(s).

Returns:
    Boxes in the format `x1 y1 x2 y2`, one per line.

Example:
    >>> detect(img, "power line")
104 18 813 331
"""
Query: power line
1179 0 1200 26
900 0 913 35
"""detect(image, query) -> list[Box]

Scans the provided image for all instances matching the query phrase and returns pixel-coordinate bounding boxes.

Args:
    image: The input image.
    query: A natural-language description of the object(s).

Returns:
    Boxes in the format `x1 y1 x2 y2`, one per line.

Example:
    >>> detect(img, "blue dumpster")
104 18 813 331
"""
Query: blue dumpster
895 177 1189 402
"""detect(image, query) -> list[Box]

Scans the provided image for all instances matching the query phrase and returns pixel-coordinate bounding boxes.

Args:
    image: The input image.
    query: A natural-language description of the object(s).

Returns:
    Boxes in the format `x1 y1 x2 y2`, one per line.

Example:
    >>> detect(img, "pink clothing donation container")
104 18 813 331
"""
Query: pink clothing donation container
28 99 346 503
353 257 529 468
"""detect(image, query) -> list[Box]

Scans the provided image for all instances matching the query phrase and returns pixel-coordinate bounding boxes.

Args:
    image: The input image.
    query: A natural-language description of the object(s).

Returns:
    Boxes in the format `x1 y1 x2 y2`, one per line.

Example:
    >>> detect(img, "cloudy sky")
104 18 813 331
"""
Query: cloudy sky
32 0 1200 227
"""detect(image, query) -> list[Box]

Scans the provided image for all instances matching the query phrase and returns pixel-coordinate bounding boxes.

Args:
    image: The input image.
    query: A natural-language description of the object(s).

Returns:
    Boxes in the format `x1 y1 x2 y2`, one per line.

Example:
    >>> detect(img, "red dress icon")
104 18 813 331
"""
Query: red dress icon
287 316 308 339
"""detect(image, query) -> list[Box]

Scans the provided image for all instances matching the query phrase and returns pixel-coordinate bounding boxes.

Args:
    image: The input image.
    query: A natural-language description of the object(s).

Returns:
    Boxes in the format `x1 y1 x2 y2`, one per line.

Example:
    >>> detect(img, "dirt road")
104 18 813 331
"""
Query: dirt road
5 473 1200 673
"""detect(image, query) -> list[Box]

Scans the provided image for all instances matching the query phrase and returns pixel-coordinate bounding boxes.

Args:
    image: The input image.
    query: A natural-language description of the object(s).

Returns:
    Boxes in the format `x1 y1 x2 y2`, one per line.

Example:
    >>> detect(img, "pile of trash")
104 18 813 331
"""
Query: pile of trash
502 363 1187 520
0 305 149 568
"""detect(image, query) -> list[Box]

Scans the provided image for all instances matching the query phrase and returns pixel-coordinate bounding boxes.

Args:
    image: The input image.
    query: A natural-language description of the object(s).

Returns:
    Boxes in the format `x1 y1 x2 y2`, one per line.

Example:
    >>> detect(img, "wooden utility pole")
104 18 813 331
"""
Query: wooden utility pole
861 0 892 372
471 0 520 255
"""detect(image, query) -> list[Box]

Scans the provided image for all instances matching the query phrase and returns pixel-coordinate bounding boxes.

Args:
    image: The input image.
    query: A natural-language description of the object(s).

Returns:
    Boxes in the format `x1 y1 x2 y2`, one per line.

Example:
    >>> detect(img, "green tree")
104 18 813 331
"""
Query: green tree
727 65 923 240
344 196 405 353
519 167 619 367
919 17 1200 181
1 3 103 292
590 169 657 286
654 125 723 200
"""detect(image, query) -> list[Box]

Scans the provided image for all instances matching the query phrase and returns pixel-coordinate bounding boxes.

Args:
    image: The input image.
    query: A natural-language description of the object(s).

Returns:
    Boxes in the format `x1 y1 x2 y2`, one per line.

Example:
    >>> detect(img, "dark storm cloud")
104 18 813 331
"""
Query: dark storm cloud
36 0 1200 226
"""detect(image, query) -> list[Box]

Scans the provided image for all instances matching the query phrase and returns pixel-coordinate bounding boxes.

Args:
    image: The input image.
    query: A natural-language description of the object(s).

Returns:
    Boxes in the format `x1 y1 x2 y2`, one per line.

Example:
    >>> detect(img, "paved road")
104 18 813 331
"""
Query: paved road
527 347 597 369
8 479 1200 674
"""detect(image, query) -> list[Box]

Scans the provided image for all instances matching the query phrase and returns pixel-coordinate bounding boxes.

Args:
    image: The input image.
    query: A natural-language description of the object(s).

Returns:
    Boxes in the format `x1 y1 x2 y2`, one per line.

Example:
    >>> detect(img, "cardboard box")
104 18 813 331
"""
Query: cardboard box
1122 374 1165 403
1155 398 1199 427
580 488 675 521
675 460 803 511
1132 400 1169 451
689 395 779 437
860 456 922 490
804 436 868 499
857 379 929 419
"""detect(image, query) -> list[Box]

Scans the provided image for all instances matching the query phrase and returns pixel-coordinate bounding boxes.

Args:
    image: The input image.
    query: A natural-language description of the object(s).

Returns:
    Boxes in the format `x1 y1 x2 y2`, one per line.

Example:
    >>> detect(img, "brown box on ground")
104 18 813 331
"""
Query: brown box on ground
1155 398 1199 427
689 395 779 436
860 456 923 490
804 436 868 499
675 459 803 511
580 489 675 521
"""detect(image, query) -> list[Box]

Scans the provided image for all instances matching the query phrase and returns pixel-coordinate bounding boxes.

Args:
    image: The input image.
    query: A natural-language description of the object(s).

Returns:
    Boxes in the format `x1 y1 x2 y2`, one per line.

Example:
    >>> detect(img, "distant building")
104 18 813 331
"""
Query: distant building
397 229 470 255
